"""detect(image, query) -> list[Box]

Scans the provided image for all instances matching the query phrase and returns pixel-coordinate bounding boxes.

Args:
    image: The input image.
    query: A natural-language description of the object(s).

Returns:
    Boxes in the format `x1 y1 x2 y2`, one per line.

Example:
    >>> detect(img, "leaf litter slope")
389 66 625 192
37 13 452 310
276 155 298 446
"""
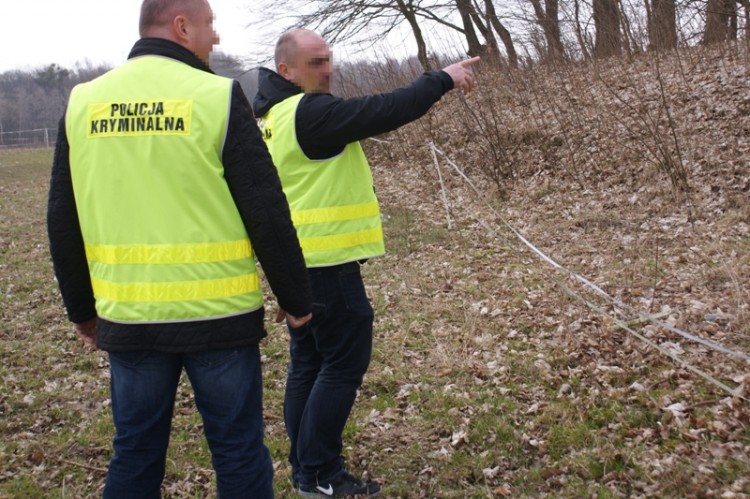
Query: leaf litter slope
1 43 749 497
354 41 749 497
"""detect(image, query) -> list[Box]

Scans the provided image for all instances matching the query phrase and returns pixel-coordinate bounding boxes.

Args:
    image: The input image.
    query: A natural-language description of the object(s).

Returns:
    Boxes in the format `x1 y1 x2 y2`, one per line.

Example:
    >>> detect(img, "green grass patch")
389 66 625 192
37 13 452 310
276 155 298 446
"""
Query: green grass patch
3 138 749 499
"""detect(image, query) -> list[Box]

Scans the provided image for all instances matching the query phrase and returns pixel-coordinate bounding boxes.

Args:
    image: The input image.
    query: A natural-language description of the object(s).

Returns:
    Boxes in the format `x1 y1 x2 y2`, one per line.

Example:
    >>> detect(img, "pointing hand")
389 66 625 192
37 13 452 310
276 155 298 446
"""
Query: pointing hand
442 56 480 95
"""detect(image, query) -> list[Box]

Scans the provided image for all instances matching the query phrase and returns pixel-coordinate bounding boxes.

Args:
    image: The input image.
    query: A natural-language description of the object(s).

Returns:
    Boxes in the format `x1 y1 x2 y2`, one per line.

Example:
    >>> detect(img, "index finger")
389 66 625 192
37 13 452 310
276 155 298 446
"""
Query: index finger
460 56 481 67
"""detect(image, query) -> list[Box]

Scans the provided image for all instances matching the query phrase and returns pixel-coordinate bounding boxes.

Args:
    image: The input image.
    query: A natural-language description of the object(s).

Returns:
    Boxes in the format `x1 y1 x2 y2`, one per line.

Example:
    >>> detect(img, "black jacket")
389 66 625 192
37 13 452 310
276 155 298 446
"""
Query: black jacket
47 38 312 352
252 67 455 160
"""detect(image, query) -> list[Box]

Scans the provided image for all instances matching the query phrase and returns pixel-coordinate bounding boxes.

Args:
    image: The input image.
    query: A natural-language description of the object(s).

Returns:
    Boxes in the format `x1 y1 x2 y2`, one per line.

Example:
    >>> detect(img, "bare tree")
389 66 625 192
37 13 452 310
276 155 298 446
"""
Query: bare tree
0 64 109 133
482 0 519 67
268 0 455 71
210 52 249 78
739 0 750 42
261 0 517 70
464 0 503 65
571 0 592 60
395 0 432 68
593 0 623 58
455 0 486 56
703 0 737 44
646 0 677 51
425 0 516 67
527 0 566 61
617 0 638 56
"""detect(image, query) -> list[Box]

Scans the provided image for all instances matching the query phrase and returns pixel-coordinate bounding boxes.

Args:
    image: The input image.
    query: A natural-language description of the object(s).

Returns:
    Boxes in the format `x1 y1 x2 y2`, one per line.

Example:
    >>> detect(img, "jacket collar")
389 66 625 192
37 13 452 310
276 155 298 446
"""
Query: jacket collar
252 67 302 117
127 38 215 74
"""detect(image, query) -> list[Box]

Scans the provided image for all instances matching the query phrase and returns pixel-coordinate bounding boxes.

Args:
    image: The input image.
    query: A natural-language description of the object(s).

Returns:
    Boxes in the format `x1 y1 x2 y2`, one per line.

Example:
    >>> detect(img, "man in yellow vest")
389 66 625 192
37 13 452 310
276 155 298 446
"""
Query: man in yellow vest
47 1 312 497
253 28 479 497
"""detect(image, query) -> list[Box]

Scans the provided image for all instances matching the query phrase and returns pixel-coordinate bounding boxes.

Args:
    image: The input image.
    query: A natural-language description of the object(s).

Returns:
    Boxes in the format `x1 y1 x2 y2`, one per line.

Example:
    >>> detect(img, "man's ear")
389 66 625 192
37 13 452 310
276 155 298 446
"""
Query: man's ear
277 62 290 79
173 15 189 42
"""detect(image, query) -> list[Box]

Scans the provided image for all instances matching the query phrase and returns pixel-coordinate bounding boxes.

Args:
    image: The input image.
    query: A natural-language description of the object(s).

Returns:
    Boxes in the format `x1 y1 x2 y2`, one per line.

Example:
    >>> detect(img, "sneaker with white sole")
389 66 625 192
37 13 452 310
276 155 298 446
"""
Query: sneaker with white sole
297 472 381 497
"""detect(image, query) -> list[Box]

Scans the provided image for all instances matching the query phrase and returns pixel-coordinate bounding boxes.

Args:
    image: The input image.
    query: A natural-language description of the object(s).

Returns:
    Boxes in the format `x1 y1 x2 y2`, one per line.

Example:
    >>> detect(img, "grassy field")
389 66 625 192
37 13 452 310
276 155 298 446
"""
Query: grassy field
1 144 748 498
1 44 750 498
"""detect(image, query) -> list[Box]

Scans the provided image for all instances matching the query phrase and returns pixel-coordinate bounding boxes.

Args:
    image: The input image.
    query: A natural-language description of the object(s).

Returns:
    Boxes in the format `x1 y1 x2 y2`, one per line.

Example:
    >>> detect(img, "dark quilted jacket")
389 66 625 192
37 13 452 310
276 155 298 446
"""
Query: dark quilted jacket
47 38 311 352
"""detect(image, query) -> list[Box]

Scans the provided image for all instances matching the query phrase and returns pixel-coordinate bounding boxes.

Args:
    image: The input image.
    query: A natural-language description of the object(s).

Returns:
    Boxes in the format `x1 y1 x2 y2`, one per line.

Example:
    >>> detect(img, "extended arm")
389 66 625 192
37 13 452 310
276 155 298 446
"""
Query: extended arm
296 57 480 156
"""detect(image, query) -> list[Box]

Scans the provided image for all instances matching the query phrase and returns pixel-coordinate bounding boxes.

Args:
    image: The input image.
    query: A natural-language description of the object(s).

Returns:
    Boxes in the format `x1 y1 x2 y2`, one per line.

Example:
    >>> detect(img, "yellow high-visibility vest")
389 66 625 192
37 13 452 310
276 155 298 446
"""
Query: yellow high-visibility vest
66 56 263 323
259 94 385 267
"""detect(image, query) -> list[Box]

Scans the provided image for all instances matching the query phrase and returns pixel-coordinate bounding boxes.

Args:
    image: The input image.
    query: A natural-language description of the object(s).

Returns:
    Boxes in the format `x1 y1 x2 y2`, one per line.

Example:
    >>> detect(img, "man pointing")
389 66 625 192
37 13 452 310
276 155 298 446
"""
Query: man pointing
254 28 479 497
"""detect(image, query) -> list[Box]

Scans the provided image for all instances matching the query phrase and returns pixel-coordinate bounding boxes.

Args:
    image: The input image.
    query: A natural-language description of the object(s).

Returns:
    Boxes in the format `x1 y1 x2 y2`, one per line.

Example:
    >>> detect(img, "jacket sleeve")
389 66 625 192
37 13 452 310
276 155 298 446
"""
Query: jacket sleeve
223 81 312 317
47 117 98 324
296 70 454 158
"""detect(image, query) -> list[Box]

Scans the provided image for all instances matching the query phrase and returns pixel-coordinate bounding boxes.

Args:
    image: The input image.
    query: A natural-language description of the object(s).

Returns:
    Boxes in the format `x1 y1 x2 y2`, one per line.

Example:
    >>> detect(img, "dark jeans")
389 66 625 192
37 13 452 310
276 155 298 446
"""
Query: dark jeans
103 345 273 499
285 262 374 486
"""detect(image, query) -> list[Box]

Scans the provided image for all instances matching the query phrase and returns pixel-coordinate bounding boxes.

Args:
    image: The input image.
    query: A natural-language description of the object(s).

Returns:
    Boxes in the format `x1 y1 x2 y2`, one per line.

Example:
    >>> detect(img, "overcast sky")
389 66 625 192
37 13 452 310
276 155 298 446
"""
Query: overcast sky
0 0 266 72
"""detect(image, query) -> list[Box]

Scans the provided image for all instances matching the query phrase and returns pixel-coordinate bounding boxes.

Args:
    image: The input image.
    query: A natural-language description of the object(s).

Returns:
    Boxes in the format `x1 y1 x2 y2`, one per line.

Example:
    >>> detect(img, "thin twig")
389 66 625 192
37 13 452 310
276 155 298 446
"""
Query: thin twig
429 141 453 229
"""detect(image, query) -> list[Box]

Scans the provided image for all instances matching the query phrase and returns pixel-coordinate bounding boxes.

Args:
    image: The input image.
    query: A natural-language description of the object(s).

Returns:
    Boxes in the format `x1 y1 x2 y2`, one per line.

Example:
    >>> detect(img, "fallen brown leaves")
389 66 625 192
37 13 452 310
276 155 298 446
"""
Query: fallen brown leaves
1 43 749 497
353 42 749 497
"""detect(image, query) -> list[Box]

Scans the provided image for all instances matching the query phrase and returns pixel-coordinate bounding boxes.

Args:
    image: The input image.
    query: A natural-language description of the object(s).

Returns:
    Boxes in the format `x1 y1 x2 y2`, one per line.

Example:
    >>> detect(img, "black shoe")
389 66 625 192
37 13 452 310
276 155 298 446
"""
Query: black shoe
297 472 381 497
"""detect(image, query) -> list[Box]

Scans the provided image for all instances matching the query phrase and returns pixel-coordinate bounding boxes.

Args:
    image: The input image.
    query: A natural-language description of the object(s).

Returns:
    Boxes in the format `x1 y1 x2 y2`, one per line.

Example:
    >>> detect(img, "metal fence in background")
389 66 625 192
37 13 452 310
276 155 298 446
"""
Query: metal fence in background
0 128 56 149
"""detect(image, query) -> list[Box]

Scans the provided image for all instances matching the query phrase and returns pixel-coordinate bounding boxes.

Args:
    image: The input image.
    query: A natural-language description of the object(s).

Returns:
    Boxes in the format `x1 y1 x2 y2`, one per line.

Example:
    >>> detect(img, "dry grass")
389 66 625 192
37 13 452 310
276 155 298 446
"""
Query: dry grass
1 42 749 498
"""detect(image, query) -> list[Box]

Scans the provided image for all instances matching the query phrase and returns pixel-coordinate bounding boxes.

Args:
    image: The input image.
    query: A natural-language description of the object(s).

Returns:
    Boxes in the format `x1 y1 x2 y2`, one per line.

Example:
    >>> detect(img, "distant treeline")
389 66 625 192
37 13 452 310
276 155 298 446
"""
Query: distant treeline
0 50 430 134
0 63 102 134
0 53 262 134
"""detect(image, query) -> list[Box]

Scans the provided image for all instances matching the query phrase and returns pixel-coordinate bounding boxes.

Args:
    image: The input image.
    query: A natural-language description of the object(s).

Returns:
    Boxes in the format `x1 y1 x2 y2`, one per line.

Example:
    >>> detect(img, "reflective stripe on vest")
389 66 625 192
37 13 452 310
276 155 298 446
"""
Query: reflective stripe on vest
66 56 263 323
259 93 385 267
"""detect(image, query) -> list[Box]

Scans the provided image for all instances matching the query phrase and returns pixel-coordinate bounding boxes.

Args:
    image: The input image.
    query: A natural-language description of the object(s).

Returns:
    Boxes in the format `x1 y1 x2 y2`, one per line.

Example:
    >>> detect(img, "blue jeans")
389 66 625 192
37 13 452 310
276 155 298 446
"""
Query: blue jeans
103 345 273 499
285 262 374 486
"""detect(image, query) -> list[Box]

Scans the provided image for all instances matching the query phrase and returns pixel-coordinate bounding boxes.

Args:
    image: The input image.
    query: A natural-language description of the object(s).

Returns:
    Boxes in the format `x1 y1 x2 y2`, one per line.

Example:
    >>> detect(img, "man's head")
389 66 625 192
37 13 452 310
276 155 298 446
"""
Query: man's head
275 29 332 93
139 0 219 65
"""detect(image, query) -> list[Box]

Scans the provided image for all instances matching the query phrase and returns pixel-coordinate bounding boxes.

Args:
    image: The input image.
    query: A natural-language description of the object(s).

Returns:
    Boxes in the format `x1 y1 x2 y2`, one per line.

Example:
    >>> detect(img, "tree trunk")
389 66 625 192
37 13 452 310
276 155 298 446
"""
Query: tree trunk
464 0 503 66
703 0 736 44
593 0 622 58
545 0 565 59
647 0 677 51
617 0 635 55
729 0 739 38
484 0 518 67
395 0 431 70
456 0 484 56
528 0 565 61
573 0 591 60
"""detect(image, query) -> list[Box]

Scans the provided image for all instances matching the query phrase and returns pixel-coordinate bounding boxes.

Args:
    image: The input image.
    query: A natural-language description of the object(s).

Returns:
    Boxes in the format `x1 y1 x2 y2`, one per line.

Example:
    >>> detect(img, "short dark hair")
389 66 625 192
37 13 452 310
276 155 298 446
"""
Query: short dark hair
275 29 301 69
139 0 203 37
